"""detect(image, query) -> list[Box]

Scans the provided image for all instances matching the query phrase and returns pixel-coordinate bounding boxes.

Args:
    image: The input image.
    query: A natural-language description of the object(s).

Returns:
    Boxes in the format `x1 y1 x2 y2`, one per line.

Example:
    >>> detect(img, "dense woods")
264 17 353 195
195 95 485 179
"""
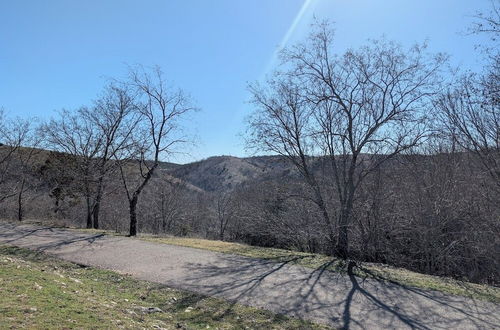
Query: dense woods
0 8 498 285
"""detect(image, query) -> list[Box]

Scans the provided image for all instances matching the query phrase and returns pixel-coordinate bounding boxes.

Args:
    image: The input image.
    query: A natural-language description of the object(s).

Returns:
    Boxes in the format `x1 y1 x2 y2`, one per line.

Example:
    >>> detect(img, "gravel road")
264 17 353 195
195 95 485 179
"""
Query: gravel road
0 222 498 329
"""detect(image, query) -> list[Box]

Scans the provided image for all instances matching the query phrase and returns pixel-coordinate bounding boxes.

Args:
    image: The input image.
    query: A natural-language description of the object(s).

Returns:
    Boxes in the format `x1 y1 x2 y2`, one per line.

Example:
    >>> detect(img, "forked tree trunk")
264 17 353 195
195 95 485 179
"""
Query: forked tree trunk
336 190 355 259
126 163 157 237
86 206 92 229
92 175 106 229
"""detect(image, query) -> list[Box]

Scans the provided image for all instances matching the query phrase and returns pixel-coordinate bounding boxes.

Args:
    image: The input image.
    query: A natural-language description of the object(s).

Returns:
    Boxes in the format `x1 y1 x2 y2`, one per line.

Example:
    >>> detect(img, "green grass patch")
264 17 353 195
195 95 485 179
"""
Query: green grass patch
0 245 329 329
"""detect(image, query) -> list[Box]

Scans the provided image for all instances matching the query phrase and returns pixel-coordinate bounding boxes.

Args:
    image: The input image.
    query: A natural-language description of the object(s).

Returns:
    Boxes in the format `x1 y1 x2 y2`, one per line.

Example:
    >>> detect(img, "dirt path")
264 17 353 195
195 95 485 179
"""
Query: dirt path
0 222 498 329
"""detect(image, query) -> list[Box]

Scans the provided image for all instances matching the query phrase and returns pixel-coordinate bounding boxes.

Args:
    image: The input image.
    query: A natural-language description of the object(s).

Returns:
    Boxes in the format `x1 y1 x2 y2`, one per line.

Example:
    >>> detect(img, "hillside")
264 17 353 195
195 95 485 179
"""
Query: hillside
166 155 298 192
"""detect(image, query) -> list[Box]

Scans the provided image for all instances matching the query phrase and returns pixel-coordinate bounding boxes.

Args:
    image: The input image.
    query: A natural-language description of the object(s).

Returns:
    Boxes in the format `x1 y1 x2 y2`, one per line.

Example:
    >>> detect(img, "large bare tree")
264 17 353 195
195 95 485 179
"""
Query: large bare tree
248 23 446 258
43 85 138 228
84 85 139 229
117 66 195 236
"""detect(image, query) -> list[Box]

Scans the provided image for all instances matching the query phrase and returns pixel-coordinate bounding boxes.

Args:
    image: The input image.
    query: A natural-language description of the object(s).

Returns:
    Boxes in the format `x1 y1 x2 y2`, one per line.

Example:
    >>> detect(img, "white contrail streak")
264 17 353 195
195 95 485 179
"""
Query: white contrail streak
261 0 318 79
280 0 316 49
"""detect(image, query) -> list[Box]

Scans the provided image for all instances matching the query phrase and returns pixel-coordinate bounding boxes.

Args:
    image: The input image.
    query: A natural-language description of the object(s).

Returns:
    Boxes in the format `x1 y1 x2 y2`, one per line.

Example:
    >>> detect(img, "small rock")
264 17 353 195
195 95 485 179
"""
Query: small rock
184 306 193 313
54 280 67 286
69 277 82 284
137 306 163 314
34 283 43 290
29 307 37 313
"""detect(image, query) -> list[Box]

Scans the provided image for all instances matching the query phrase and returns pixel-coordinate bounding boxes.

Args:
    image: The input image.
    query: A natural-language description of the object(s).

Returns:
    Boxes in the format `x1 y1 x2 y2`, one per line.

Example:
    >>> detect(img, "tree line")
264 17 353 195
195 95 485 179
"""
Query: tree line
0 65 196 237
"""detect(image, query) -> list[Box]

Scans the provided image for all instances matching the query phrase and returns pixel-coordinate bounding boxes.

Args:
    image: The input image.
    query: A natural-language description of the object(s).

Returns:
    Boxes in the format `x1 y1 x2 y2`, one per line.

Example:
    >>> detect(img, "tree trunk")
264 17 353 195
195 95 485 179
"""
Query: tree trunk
92 201 100 229
86 207 92 229
127 164 157 237
17 178 25 221
335 157 357 259
336 195 354 259
311 185 336 254
85 182 92 228
54 197 60 215
92 176 105 229
129 195 138 236
336 212 349 259
219 221 225 241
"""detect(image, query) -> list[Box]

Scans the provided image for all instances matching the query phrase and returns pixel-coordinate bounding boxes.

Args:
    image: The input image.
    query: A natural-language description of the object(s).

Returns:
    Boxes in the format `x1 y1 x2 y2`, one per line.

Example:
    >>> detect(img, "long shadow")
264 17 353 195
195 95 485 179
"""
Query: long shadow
179 253 499 329
357 266 500 329
342 263 430 330
0 224 57 243
0 222 107 252
34 233 106 251
205 255 310 320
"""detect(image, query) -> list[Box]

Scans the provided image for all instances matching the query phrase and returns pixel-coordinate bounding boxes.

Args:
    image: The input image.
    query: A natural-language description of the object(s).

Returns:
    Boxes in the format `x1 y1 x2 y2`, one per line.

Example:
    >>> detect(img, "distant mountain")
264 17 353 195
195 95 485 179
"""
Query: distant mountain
166 155 298 192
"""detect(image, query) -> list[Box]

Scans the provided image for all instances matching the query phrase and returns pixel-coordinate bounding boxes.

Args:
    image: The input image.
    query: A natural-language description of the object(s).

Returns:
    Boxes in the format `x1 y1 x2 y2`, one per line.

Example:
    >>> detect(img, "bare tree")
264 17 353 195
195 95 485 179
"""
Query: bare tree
0 111 34 204
216 191 235 241
117 66 195 236
248 22 446 258
436 75 499 186
469 0 500 39
151 179 186 234
38 151 80 218
14 121 40 221
438 1 499 187
470 0 499 106
43 108 103 228
84 85 138 229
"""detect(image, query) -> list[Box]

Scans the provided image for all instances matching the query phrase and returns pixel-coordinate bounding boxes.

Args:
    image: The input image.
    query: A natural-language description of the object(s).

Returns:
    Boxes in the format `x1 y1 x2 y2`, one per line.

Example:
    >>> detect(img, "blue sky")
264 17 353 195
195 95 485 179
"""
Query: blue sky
0 0 494 163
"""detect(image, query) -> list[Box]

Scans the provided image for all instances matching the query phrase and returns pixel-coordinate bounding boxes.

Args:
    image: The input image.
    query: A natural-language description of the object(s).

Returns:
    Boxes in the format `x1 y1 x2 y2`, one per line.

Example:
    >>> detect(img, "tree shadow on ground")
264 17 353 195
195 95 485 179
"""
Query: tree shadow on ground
178 254 500 329
0 221 106 252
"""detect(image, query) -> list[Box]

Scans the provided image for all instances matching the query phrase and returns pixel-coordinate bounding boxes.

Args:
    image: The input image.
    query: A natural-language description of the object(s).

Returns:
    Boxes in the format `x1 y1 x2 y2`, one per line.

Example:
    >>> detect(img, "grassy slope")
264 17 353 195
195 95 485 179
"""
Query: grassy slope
0 245 328 330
